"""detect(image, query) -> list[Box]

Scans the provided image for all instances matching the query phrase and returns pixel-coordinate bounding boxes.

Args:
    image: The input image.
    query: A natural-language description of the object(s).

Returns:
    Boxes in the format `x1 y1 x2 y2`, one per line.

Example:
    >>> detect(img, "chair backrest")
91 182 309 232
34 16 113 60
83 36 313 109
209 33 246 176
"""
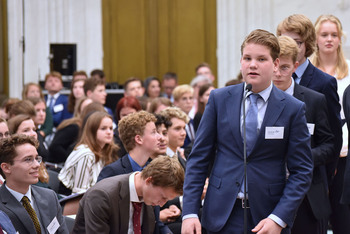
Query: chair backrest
47 169 60 193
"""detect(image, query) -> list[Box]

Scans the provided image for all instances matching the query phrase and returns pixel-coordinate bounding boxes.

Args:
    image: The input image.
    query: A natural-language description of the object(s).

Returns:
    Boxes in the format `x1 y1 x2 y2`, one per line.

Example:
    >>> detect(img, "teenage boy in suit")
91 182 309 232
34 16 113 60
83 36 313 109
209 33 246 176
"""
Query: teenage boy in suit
44 71 71 128
273 35 334 234
181 29 313 234
73 156 184 234
0 135 68 234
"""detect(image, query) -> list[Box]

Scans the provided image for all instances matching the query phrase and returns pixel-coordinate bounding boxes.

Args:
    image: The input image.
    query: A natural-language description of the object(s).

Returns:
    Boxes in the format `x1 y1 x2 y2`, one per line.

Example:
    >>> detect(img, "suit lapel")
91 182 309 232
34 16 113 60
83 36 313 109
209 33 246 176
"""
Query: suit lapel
293 84 305 103
122 155 133 173
225 84 245 154
299 61 314 87
253 86 286 151
142 204 155 233
119 176 130 233
31 186 48 232
0 185 36 233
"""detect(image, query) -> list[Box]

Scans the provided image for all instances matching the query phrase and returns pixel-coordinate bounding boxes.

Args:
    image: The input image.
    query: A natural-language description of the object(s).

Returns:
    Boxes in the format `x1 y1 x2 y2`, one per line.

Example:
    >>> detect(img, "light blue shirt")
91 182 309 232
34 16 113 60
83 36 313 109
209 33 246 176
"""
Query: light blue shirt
294 59 309 84
128 154 149 172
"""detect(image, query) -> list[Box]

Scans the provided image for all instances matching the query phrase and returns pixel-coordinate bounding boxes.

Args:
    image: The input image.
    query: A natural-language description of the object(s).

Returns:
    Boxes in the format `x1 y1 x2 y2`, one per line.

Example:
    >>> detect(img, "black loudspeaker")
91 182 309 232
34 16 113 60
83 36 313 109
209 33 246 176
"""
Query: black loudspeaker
50 44 77 76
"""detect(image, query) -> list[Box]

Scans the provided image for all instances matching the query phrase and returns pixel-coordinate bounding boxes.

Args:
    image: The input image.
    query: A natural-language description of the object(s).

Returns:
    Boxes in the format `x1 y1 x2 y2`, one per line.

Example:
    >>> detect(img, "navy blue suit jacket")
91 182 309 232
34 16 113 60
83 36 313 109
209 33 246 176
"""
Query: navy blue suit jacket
294 84 333 219
45 94 72 127
299 61 342 173
182 83 313 232
97 154 132 182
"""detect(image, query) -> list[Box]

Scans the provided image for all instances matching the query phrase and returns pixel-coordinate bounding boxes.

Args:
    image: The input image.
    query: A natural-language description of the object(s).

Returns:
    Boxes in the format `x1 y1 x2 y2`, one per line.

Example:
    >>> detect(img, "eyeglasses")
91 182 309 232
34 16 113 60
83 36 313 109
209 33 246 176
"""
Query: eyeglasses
14 156 43 165
295 40 304 48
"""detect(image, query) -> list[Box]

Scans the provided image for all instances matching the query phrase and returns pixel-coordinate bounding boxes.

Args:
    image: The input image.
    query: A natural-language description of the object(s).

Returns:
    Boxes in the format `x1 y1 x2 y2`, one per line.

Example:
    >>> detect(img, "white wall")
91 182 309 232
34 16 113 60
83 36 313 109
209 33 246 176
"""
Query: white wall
217 0 350 87
7 0 103 98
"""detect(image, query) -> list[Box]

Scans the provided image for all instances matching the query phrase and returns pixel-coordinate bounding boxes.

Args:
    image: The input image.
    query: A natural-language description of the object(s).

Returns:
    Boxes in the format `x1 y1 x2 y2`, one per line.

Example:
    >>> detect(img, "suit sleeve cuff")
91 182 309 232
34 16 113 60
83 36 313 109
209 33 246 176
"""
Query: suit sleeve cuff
268 214 287 228
182 214 199 221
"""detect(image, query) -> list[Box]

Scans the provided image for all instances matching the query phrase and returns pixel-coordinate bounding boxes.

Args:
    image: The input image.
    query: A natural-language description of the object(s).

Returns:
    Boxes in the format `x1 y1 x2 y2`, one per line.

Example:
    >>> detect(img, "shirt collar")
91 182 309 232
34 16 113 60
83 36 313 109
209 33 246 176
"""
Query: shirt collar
295 59 309 78
284 78 295 96
129 172 143 203
244 82 273 103
128 154 147 172
166 147 176 158
5 184 32 203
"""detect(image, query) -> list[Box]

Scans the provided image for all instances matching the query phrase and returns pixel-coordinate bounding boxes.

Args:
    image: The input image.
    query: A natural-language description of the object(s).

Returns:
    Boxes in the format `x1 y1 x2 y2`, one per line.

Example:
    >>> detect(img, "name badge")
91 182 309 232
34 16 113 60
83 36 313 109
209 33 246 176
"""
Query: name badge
265 127 284 139
53 104 64 113
47 216 60 234
307 123 315 135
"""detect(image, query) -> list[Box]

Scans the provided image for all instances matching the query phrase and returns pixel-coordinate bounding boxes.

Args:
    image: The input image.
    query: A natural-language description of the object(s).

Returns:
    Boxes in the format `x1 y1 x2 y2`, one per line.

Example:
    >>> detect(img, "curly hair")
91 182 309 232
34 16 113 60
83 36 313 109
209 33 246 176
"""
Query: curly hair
118 111 156 152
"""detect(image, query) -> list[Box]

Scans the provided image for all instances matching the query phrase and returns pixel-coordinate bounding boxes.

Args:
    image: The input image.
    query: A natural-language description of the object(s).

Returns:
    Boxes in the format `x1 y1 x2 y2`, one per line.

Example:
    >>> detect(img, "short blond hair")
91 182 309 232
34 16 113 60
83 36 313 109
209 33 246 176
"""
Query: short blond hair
159 107 189 124
172 85 193 102
118 111 157 152
278 36 300 63
241 29 280 61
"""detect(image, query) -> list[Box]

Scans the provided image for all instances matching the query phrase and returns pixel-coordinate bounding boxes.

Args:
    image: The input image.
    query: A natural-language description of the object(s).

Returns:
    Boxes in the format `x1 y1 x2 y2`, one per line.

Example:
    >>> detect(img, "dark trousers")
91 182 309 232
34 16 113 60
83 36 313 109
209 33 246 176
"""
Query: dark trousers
329 157 350 234
292 197 326 234
207 199 255 234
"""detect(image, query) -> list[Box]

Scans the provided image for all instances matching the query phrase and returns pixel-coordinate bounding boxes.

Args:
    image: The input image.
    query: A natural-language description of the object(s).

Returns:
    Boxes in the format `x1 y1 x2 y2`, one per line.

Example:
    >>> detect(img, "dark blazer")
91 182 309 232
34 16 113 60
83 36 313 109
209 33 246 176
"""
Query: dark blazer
299 61 342 178
0 210 16 234
293 84 333 219
48 123 79 163
0 185 68 234
37 130 49 162
341 85 350 204
97 154 132 182
73 173 155 234
182 83 313 232
45 94 72 128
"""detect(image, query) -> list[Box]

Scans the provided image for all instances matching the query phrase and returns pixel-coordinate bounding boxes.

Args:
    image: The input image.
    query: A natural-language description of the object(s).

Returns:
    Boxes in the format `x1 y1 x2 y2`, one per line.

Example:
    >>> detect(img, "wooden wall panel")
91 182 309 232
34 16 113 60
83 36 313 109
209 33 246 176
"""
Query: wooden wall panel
102 0 217 86
0 0 8 96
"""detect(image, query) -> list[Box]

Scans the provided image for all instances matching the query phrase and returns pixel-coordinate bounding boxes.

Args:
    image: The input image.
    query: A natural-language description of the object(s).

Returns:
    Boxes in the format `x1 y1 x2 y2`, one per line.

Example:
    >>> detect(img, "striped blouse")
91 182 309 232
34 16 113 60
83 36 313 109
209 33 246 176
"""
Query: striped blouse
58 144 104 193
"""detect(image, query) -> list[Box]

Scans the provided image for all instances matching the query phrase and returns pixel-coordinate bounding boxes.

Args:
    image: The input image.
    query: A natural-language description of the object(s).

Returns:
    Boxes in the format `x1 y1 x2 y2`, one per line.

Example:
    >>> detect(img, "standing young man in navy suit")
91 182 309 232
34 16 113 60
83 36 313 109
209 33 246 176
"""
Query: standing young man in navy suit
181 29 313 234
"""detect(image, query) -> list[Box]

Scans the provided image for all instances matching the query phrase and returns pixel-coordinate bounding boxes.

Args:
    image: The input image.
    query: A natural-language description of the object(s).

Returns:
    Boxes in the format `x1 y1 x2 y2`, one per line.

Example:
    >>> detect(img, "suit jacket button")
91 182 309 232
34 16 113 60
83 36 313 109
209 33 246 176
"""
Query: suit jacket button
236 182 240 187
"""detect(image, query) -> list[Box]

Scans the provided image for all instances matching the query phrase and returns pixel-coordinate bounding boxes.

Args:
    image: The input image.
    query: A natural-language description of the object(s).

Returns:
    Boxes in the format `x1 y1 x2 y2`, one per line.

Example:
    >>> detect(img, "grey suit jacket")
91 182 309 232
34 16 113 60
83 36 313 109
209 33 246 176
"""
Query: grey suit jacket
0 185 68 234
73 173 155 234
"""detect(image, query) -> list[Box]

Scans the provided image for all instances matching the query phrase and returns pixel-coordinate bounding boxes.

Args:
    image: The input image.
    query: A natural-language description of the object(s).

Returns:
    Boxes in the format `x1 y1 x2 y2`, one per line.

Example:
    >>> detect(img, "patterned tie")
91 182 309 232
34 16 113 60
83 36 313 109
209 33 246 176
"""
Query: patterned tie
245 94 259 155
21 196 41 234
132 202 142 234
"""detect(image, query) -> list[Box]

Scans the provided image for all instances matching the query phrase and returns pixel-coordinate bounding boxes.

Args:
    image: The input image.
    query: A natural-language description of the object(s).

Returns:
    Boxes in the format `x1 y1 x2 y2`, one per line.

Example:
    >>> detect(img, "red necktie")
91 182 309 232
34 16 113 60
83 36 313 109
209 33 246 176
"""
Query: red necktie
0 225 4 234
132 202 142 234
